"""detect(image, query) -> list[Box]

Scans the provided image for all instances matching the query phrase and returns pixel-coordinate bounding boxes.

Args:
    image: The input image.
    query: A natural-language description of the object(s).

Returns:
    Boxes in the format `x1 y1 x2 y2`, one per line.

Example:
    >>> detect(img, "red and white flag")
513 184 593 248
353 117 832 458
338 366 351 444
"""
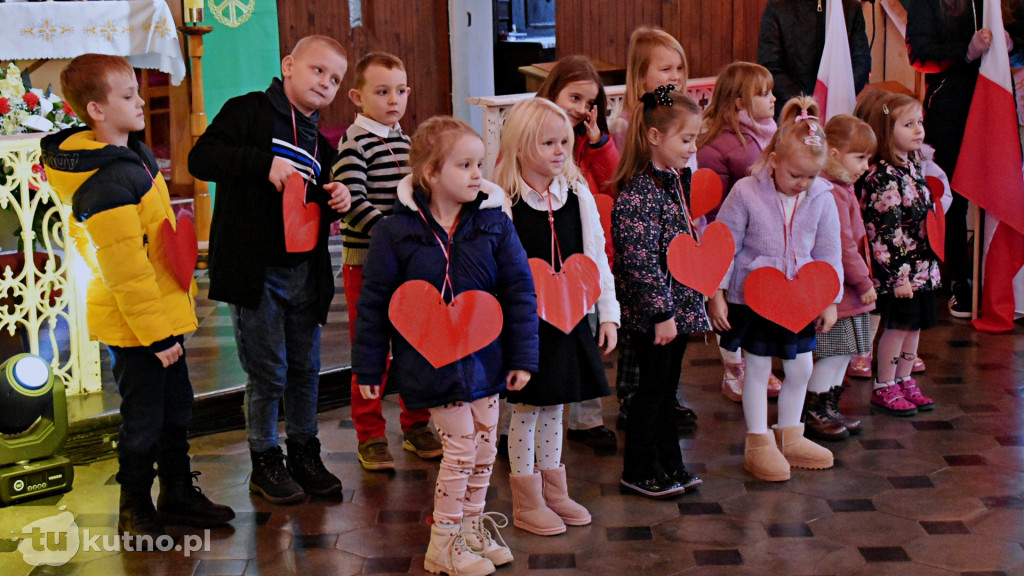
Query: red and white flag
951 0 1024 332
813 0 857 121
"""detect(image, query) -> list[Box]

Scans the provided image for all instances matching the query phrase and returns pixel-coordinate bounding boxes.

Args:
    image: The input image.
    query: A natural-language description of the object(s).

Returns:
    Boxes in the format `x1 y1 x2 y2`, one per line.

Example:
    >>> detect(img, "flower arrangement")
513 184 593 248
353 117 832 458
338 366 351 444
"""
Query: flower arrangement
0 62 83 136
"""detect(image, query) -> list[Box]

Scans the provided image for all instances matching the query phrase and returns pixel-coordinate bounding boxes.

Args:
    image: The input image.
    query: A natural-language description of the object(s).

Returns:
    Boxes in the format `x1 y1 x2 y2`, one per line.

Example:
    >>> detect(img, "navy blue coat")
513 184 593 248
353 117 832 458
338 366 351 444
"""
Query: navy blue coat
353 177 539 410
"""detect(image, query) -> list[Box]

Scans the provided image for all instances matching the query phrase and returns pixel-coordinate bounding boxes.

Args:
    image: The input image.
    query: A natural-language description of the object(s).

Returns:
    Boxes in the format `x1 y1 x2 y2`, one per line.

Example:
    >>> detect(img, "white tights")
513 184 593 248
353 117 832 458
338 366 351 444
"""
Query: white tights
743 351 813 433
808 355 853 393
508 403 563 476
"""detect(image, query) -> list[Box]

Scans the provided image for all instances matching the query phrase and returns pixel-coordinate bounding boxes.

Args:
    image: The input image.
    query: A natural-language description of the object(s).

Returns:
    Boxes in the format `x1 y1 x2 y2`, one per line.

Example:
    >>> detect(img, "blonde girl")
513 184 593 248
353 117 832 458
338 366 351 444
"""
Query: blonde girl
696 61 783 403
709 96 842 482
611 26 699 431
493 97 619 534
611 86 706 499
802 114 877 441
860 93 939 417
353 117 538 576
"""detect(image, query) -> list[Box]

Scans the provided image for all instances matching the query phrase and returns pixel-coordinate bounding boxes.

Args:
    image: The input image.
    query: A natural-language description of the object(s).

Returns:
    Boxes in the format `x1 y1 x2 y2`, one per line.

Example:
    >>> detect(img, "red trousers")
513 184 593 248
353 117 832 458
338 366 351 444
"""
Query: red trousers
344 264 431 442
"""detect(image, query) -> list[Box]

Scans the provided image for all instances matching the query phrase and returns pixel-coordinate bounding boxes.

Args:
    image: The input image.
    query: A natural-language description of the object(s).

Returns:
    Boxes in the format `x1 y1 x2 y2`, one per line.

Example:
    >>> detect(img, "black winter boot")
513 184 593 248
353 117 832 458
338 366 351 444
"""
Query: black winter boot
158 471 236 527
828 385 862 435
286 437 342 496
250 446 305 504
802 391 849 441
118 489 167 545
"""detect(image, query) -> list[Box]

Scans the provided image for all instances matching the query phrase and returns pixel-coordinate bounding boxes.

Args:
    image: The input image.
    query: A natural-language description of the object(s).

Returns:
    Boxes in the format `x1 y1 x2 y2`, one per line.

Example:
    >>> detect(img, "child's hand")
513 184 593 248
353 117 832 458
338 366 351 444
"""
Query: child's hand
584 104 602 144
325 181 352 213
816 303 838 333
597 322 618 355
707 290 731 332
653 317 677 345
860 287 877 305
894 282 913 299
359 384 381 400
269 157 299 191
967 28 993 61
505 369 531 391
154 343 183 368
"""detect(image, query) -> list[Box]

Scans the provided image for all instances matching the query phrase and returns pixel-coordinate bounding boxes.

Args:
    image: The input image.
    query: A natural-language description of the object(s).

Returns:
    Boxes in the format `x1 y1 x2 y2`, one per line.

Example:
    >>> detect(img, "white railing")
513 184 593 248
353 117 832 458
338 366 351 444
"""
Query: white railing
466 76 717 176
0 134 102 395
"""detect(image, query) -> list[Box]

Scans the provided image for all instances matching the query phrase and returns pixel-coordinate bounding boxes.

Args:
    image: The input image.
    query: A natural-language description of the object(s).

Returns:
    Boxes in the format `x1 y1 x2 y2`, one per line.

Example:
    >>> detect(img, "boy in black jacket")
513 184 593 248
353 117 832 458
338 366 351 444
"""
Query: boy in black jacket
189 35 352 504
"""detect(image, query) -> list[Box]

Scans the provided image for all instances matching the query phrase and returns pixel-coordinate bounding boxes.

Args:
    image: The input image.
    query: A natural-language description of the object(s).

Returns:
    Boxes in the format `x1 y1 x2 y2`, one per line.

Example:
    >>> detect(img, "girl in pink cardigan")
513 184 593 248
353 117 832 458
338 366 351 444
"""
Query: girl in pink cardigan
802 115 878 442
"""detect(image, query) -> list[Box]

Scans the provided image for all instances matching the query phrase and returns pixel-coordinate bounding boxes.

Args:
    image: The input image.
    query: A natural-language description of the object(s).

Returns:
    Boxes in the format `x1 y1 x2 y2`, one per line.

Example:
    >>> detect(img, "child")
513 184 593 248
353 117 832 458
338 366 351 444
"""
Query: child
709 96 842 482
188 36 351 504
860 93 939 416
610 86 706 498
493 98 619 534
696 61 784 403
331 52 442 471
610 26 699 431
802 114 878 441
42 54 234 539
535 55 620 446
353 116 538 575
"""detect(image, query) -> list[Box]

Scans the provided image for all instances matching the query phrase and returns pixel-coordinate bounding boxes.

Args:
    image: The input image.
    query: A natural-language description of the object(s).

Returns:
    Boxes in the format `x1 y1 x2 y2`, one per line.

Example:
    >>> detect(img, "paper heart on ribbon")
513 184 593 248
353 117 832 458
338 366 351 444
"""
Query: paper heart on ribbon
689 168 724 220
743 261 840 333
924 175 945 261
283 172 320 253
529 254 601 334
667 221 735 297
388 280 504 369
160 216 198 292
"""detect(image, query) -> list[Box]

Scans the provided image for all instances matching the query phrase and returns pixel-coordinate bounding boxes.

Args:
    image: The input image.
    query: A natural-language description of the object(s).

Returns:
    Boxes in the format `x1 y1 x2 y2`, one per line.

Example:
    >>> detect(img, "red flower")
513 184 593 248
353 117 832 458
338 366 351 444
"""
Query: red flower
0 97 10 116
62 101 75 117
23 92 39 111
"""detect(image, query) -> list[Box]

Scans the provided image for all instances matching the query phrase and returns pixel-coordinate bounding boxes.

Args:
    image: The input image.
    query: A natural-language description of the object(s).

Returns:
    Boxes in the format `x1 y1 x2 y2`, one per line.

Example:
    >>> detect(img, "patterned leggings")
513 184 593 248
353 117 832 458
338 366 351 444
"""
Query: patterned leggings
508 403 563 475
428 395 499 525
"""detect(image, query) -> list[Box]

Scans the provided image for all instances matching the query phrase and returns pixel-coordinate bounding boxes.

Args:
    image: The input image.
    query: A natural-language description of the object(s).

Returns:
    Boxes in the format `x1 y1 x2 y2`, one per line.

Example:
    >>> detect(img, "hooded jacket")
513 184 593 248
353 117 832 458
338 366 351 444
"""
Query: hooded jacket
41 127 197 350
821 159 875 318
352 176 539 410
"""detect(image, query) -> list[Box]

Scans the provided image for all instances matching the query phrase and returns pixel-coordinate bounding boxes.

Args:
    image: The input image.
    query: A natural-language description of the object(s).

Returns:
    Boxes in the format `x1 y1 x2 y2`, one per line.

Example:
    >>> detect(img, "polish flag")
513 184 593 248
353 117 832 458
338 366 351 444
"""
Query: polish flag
951 0 1024 332
813 0 857 121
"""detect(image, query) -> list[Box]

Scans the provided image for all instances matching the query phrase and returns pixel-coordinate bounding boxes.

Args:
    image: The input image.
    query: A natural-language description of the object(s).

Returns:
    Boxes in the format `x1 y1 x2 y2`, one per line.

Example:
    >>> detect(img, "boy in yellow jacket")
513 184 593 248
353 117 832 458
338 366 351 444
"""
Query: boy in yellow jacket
42 54 234 542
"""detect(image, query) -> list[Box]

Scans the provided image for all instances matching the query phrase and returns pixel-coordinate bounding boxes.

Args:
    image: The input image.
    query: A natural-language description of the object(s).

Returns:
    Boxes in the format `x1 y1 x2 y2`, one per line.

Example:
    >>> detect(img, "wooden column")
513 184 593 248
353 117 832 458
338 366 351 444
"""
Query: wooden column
178 25 213 245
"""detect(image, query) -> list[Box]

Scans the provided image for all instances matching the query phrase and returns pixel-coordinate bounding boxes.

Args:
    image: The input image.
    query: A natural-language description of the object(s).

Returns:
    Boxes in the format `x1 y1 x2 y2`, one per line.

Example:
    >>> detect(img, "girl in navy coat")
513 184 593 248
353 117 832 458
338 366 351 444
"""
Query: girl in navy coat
353 117 538 576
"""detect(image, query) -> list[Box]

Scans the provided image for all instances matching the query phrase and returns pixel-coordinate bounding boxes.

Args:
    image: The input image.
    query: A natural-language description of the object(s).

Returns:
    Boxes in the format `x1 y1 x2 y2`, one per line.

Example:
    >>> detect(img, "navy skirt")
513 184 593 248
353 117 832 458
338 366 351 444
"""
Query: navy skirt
717 303 817 359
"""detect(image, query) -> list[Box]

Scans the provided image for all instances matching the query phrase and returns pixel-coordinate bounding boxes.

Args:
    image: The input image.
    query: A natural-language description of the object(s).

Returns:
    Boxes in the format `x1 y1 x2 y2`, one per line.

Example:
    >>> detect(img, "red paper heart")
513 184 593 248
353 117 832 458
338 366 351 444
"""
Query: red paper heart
743 261 840 333
160 216 197 292
388 280 504 369
529 254 601 334
924 175 945 262
689 168 724 220
667 221 735 297
594 193 613 245
283 172 320 253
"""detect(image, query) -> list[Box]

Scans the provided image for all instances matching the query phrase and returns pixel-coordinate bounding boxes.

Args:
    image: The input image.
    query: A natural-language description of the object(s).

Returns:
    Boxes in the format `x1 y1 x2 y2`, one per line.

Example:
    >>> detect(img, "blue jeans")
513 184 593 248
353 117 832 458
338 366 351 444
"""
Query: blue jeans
231 261 322 453
110 335 193 493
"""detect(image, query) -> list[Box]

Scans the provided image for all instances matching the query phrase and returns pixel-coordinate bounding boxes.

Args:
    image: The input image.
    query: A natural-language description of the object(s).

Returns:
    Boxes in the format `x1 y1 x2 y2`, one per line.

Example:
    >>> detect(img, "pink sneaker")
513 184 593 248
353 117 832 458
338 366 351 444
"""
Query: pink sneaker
767 372 783 398
898 378 934 411
870 383 918 416
721 363 744 403
847 354 872 378
911 356 926 373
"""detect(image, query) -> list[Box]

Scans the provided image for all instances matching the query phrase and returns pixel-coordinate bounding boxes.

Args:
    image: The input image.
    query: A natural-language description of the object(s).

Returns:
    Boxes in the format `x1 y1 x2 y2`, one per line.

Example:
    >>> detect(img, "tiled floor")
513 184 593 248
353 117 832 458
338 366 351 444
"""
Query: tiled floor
3 237 1023 575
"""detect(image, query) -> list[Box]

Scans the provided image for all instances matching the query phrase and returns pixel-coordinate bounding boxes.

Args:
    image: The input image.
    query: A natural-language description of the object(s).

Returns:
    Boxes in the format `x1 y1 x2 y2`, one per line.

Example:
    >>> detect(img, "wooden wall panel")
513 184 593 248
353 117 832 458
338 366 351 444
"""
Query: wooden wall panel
276 0 451 134
556 0 771 79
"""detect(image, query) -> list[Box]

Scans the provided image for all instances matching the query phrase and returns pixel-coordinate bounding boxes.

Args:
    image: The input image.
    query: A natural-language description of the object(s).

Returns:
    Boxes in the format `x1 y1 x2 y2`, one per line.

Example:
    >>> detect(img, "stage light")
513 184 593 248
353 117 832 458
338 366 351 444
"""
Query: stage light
0 354 74 505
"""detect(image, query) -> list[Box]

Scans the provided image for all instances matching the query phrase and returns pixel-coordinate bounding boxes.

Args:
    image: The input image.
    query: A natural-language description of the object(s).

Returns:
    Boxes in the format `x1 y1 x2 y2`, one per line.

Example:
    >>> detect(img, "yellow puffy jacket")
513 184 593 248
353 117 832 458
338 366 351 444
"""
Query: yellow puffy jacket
41 128 197 350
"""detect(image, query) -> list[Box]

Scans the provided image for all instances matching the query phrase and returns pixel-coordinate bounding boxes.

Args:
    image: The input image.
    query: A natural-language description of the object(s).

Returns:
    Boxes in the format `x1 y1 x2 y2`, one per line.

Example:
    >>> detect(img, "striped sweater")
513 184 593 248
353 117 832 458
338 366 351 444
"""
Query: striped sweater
331 114 411 265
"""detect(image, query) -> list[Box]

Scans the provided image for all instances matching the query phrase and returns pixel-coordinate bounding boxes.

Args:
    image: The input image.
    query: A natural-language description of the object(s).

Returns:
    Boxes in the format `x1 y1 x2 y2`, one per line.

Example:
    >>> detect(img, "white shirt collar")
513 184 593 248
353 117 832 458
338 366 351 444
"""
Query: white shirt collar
522 176 570 211
353 113 402 139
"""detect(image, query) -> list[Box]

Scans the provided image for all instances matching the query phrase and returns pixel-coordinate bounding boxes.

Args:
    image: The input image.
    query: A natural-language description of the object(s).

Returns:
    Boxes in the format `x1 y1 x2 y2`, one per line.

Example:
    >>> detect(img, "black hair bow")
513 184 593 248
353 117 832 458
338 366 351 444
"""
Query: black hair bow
641 84 676 110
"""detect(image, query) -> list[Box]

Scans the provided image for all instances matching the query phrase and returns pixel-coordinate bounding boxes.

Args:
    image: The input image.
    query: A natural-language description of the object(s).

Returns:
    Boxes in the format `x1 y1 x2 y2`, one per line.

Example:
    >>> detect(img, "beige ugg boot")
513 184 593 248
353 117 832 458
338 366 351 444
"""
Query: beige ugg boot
509 472 566 536
424 521 495 576
461 512 513 566
540 464 591 526
743 431 791 482
773 423 834 470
